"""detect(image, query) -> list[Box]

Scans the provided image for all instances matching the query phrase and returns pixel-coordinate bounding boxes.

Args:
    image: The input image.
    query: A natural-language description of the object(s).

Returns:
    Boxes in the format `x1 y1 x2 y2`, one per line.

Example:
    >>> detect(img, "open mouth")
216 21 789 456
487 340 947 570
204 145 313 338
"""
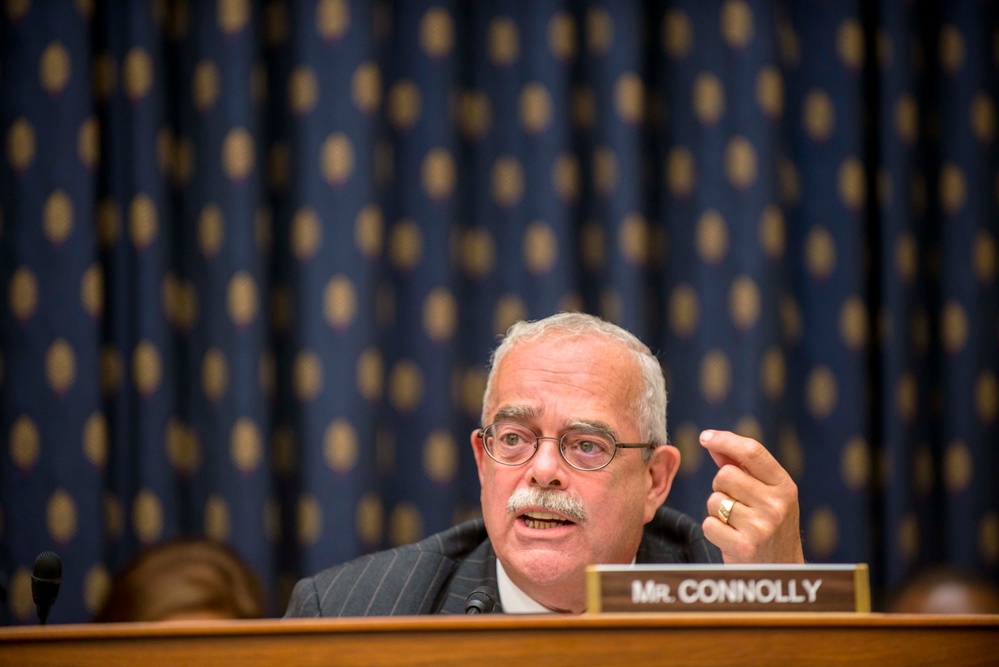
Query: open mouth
521 511 574 530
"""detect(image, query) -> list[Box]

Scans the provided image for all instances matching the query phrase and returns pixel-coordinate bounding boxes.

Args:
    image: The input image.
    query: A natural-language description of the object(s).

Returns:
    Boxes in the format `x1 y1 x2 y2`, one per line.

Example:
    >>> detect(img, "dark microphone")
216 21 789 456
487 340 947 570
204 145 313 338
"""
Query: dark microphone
465 585 497 614
32 551 61 625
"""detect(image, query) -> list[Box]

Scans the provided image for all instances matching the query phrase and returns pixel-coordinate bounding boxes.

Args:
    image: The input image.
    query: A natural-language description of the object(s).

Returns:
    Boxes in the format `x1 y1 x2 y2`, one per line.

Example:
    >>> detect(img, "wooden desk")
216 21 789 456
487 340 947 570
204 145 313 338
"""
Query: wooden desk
1 614 997 666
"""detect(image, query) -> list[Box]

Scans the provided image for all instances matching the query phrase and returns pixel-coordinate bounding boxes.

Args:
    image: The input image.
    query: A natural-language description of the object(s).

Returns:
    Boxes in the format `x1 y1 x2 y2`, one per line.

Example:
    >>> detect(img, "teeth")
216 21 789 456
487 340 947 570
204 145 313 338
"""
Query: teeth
523 512 569 530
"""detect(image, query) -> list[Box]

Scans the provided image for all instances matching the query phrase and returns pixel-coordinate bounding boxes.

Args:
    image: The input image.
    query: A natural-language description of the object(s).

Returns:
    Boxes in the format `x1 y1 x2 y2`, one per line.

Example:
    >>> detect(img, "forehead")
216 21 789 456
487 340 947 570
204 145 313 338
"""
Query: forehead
489 333 641 424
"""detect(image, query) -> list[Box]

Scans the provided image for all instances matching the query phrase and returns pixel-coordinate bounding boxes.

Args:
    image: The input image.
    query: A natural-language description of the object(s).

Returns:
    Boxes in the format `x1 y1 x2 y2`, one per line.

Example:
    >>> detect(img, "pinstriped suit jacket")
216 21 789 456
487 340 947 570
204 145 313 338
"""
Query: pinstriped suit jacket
284 505 721 617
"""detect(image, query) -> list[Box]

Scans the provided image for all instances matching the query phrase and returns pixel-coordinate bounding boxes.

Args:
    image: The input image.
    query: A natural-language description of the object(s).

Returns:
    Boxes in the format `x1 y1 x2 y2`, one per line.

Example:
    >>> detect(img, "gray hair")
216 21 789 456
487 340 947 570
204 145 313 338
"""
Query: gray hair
481 313 668 450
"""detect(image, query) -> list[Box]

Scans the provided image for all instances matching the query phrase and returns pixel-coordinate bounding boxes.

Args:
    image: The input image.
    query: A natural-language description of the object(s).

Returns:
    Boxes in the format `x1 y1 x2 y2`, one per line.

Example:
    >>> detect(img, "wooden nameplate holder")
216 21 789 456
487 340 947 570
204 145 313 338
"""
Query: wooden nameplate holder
586 564 870 613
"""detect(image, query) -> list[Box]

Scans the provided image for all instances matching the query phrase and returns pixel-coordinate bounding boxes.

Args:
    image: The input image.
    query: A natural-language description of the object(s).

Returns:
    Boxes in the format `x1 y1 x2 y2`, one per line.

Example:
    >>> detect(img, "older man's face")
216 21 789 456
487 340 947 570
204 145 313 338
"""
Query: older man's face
470 334 678 613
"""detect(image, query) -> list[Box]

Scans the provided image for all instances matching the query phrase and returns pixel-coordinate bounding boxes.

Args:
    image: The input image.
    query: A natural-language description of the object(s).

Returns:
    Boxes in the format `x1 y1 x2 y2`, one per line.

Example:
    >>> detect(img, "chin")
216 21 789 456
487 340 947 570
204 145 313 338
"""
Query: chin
509 549 584 588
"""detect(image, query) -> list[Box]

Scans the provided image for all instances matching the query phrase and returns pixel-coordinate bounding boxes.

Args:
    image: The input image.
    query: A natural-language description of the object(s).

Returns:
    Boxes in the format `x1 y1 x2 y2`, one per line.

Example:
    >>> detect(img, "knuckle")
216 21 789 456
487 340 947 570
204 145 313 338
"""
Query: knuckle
744 443 769 466
734 540 756 562
716 464 739 486
761 498 789 525
751 516 776 541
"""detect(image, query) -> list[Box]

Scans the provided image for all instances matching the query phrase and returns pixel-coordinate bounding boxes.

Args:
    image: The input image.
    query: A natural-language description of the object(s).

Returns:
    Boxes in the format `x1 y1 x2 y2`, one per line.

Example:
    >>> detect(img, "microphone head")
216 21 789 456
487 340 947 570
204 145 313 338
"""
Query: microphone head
465 585 497 614
32 551 62 607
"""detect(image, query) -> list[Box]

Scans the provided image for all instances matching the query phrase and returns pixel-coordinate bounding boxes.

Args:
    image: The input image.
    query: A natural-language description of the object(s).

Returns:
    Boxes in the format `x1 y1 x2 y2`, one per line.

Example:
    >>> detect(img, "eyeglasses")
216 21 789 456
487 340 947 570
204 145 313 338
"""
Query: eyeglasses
477 421 655 471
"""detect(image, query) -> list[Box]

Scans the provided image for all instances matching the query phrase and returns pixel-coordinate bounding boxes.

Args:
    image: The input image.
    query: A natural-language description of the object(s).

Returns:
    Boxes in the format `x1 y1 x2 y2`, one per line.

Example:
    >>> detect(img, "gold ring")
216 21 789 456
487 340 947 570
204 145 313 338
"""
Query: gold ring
718 498 735 525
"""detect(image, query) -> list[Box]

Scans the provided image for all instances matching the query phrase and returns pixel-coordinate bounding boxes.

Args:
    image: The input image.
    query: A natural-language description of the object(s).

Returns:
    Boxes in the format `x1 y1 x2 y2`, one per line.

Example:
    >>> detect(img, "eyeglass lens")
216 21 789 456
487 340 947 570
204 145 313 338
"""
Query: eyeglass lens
482 422 617 470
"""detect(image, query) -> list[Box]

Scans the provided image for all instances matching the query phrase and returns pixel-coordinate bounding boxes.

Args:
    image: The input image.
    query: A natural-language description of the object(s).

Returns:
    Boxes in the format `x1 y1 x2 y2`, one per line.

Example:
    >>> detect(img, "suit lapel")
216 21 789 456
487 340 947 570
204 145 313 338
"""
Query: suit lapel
437 538 501 614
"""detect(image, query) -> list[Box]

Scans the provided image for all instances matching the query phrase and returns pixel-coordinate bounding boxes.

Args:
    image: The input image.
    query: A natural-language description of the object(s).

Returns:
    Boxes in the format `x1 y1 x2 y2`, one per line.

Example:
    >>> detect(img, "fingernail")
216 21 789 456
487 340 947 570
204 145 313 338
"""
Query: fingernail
701 430 714 443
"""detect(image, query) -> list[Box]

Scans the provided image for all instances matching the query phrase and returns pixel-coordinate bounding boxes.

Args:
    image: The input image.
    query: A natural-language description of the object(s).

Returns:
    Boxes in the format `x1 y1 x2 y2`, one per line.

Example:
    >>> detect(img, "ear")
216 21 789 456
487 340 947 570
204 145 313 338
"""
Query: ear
643 444 680 523
470 429 488 487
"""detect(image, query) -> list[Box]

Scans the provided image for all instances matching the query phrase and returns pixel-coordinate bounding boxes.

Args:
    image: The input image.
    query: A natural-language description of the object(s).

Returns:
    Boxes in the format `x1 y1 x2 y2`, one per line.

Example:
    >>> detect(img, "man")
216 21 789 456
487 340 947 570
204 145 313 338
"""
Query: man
285 313 803 616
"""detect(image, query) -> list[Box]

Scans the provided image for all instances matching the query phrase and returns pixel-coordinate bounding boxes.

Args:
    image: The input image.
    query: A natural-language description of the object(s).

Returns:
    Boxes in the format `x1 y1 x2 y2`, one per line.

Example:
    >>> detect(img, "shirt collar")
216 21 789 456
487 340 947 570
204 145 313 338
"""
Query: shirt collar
495 558 556 614
495 555 638 613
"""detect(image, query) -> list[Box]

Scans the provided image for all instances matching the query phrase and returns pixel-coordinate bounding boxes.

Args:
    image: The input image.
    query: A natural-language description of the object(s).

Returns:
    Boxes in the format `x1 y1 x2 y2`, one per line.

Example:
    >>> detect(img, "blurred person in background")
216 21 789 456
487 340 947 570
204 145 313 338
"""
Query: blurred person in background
93 539 265 622
885 566 999 614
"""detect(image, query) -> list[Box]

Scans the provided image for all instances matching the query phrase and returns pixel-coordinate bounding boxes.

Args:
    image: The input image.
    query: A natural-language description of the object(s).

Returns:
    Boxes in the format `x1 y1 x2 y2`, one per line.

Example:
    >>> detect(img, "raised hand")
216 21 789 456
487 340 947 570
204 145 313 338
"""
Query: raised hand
699 429 805 564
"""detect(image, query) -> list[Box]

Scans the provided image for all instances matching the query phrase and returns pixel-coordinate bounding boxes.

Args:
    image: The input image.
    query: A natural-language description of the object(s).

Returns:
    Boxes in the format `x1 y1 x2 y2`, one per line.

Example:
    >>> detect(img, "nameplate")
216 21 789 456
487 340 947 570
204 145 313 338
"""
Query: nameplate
586 564 870 613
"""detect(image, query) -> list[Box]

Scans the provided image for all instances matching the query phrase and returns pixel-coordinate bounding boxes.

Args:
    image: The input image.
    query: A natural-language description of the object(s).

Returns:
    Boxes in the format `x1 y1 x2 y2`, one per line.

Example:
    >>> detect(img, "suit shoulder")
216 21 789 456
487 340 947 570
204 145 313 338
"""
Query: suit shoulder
639 505 722 564
286 518 489 617
314 517 487 579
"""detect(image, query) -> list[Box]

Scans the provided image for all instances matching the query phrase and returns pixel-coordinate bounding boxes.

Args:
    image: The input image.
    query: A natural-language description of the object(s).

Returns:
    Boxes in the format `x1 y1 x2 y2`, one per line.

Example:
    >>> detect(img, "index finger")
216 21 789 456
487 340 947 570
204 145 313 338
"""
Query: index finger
699 429 787 486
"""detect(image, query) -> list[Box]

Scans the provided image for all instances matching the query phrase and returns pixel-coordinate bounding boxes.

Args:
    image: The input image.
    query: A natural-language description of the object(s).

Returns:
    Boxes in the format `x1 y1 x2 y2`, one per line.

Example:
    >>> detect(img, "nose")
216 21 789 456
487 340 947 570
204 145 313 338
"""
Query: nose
527 436 566 488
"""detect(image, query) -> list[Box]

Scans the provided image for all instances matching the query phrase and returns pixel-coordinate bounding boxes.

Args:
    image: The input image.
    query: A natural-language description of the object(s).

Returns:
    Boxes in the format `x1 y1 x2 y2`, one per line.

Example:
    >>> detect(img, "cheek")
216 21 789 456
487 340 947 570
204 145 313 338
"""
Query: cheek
593 491 648 554
480 468 513 511
598 476 649 526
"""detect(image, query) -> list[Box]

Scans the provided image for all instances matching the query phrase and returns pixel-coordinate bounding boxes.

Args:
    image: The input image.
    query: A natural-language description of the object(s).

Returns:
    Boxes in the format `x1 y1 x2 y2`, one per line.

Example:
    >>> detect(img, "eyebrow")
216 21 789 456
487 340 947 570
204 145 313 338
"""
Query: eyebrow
493 405 540 421
564 418 619 440
491 406 620 440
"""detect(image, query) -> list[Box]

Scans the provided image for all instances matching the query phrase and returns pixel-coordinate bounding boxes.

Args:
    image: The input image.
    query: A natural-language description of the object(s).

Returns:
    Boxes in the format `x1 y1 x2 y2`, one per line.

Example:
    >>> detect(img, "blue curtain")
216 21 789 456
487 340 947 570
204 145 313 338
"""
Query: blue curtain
1 0 996 623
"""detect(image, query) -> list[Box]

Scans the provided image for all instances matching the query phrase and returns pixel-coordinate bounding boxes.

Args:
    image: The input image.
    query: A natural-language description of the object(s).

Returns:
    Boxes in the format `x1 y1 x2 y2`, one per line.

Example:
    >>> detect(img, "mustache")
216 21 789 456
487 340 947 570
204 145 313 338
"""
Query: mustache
506 487 587 522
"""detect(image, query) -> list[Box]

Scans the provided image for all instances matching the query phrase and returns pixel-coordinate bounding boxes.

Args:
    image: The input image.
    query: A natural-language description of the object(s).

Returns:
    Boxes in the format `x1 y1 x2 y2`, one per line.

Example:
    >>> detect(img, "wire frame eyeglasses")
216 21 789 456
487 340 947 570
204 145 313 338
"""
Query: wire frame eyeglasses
477 421 655 471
